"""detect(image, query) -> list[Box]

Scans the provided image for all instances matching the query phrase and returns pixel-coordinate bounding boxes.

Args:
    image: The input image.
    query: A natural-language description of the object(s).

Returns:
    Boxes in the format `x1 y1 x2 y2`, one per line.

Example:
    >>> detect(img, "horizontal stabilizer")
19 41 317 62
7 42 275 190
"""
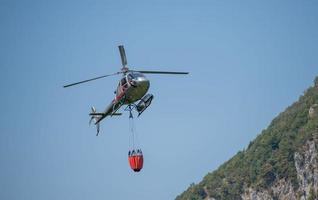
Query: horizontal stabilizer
89 113 105 116
111 113 122 116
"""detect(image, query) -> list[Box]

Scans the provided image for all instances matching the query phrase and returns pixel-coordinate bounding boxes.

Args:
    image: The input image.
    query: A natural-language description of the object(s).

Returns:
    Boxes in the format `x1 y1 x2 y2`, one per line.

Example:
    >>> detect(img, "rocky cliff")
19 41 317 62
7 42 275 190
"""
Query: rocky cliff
176 77 318 200
241 139 318 200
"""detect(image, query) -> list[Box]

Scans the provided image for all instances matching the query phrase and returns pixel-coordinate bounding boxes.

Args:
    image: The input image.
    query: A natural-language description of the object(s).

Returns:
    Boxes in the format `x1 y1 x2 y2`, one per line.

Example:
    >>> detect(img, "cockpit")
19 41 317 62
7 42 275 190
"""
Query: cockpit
121 77 127 86
127 74 134 82
116 72 147 94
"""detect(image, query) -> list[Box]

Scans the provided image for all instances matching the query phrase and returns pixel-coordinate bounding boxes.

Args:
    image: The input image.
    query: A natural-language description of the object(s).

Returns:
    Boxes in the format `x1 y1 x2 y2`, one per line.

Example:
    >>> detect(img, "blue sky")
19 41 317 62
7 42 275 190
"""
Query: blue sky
1 0 318 199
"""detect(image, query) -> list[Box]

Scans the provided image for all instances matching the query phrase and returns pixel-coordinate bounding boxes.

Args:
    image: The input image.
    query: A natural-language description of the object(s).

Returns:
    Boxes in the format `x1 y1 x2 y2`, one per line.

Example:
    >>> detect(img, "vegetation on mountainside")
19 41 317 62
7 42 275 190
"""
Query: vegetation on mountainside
176 77 318 200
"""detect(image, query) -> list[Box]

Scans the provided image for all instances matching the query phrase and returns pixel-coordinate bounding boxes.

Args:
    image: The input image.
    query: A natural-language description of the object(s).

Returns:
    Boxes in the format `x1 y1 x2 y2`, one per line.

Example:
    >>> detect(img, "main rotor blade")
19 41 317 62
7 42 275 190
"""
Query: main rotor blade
63 72 121 88
135 70 189 75
118 45 127 67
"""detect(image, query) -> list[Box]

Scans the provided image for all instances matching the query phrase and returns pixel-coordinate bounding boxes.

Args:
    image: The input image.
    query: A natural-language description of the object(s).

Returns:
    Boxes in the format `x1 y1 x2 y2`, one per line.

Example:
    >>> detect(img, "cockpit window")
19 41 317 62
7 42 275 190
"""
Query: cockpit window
121 77 127 86
130 72 144 79
127 74 134 81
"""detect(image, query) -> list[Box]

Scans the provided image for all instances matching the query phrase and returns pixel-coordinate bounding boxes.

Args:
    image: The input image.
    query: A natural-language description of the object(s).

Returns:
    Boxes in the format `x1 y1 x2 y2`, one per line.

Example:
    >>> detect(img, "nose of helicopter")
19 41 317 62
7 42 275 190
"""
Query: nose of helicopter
135 76 150 90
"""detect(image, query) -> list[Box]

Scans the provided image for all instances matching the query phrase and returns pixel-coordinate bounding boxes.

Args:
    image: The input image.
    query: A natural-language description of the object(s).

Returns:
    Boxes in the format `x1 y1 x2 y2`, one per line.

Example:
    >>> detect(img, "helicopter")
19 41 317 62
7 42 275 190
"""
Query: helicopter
64 45 189 135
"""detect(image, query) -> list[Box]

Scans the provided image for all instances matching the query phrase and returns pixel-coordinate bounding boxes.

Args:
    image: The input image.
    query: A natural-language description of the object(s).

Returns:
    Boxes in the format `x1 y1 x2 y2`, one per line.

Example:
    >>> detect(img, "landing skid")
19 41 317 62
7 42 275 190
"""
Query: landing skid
124 93 154 117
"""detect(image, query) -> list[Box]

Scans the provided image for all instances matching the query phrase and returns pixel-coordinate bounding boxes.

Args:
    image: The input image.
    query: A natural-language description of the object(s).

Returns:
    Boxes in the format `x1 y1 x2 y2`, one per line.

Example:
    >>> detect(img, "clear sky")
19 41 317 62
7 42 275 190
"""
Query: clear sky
1 0 318 199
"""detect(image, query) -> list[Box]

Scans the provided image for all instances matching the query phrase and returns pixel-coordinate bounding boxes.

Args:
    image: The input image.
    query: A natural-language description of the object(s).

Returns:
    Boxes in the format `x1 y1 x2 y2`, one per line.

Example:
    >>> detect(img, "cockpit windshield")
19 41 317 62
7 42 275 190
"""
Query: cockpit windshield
129 72 145 80
127 74 134 81
121 77 127 86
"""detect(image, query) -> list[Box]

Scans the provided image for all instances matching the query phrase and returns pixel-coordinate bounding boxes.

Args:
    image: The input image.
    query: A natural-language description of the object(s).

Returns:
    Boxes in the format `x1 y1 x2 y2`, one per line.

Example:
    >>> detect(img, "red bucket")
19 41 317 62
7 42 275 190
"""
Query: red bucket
128 150 144 172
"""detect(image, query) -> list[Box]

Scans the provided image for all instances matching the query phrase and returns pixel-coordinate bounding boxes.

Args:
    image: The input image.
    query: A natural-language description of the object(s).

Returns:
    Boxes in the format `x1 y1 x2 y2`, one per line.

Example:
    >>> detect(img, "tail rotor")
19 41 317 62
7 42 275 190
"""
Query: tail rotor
89 106 100 135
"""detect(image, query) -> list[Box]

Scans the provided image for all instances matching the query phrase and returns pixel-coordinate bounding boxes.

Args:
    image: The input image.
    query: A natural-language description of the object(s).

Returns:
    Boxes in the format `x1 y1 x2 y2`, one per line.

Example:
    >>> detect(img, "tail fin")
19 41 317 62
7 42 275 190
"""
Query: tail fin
89 106 101 136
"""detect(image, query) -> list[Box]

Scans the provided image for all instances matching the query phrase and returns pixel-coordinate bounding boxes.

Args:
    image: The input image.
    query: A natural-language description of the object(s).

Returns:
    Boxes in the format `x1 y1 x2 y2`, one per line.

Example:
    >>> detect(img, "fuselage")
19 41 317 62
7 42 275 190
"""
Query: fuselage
115 72 150 104
99 72 150 121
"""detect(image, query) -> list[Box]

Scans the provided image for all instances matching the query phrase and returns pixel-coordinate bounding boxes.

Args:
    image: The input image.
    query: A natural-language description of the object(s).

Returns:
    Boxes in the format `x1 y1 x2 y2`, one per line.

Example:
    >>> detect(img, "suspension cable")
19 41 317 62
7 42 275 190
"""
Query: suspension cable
129 109 135 150
127 104 141 152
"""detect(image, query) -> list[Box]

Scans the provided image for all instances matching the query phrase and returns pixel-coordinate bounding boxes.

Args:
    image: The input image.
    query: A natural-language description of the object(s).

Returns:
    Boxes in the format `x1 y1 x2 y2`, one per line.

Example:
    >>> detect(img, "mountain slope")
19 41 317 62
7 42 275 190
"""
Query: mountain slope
176 77 318 200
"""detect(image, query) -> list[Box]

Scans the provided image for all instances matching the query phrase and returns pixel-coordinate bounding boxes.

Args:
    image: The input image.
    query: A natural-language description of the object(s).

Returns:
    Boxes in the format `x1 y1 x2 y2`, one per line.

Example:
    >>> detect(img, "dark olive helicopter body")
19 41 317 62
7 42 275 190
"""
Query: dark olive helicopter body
115 71 150 104
64 45 188 135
